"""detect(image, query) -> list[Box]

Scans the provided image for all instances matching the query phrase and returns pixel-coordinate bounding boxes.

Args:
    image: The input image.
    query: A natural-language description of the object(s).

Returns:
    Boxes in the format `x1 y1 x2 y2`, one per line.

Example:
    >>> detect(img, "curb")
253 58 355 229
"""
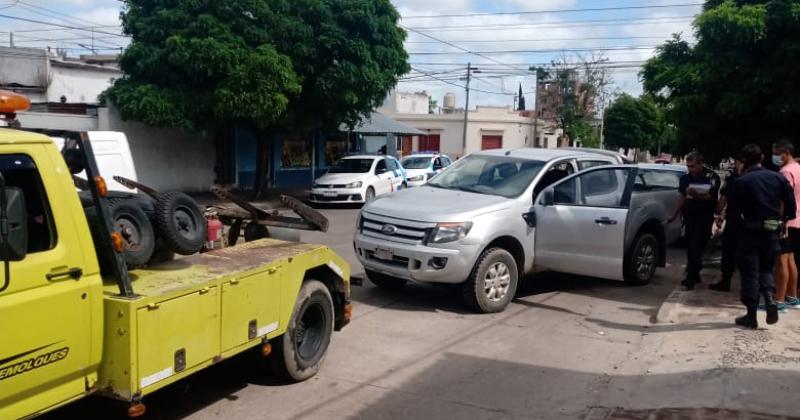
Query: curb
654 284 687 324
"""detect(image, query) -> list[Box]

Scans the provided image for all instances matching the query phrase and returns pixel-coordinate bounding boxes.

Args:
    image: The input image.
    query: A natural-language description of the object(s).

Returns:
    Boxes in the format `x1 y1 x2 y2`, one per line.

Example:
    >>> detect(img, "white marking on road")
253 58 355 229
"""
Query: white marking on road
140 367 173 388
258 321 279 337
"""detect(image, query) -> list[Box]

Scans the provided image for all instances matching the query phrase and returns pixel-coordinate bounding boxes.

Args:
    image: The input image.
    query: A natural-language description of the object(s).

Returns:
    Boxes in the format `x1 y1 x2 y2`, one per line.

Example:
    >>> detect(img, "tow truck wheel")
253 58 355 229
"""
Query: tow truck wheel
366 269 407 290
108 200 156 267
269 280 334 382
154 192 207 255
462 248 518 313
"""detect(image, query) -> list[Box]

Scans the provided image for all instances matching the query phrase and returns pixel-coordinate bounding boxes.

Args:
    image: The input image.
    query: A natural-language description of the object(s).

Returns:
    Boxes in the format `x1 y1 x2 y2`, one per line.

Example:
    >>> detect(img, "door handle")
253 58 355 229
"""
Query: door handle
594 217 618 225
47 267 83 281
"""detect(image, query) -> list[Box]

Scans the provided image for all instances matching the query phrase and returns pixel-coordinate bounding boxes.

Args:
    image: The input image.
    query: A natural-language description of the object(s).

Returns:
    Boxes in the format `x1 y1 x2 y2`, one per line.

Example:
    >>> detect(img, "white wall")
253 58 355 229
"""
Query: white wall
379 91 430 115
48 64 121 103
98 106 216 192
391 106 547 158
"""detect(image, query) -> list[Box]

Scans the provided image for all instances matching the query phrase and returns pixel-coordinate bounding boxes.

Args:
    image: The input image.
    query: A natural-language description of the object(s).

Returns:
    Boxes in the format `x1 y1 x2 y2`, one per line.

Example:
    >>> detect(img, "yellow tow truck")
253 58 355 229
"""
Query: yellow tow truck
0 92 352 419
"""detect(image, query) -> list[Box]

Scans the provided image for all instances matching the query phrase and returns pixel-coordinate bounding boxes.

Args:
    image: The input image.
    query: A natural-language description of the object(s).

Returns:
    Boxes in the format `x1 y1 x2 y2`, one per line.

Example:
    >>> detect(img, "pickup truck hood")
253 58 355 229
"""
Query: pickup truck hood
364 187 511 222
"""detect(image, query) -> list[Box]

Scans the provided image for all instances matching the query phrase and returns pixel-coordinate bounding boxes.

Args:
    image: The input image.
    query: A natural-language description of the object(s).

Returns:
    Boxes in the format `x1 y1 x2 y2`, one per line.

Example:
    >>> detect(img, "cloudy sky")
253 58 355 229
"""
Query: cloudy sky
0 0 701 109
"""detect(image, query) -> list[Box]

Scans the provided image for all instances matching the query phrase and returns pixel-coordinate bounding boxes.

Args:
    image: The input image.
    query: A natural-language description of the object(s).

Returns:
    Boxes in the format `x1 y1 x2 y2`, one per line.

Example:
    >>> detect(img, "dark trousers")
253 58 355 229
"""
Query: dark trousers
721 225 739 281
685 215 714 282
738 231 779 308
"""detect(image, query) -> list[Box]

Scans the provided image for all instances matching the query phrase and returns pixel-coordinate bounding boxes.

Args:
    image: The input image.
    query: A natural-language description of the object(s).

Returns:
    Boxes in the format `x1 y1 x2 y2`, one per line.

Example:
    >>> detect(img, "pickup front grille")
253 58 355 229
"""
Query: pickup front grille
360 212 434 245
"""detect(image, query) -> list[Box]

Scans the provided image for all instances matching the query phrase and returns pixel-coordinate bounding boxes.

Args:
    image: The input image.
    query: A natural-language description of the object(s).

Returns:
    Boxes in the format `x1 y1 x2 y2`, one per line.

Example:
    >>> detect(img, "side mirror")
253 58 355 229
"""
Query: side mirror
541 189 554 206
62 148 86 175
376 167 388 175
0 185 27 293
1 187 27 261
522 211 536 227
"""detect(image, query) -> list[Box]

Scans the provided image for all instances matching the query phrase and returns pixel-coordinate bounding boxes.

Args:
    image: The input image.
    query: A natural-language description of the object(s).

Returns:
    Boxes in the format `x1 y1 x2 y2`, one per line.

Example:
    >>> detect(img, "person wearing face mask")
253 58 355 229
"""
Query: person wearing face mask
667 151 721 290
729 144 796 328
770 140 800 311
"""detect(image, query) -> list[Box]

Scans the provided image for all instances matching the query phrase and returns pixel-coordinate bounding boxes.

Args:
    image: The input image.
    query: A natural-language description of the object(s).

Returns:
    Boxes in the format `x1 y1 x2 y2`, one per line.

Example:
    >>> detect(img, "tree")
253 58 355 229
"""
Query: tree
428 97 438 114
641 0 800 162
603 94 662 152
531 53 612 147
517 83 526 111
105 0 409 195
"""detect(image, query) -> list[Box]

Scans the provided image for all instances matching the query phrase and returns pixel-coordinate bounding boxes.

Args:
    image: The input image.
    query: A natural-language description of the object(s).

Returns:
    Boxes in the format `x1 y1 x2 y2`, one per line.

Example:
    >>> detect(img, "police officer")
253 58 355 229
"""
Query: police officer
729 144 796 328
710 158 744 292
667 151 721 290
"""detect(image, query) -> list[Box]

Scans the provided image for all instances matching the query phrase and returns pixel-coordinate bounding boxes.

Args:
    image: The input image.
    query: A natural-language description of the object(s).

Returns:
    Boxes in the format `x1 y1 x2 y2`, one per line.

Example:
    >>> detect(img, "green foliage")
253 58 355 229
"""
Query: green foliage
603 94 662 152
641 0 800 161
105 0 409 132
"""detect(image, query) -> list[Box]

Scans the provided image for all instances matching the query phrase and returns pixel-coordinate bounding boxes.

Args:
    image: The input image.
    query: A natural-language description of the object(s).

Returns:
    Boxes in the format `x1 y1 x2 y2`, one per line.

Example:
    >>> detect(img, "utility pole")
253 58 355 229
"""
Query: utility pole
461 63 477 155
9 31 13 48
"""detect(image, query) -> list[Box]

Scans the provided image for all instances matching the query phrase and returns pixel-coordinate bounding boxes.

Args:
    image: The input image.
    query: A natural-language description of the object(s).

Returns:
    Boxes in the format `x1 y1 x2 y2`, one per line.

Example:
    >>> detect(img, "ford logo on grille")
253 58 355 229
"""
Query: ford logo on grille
381 224 398 235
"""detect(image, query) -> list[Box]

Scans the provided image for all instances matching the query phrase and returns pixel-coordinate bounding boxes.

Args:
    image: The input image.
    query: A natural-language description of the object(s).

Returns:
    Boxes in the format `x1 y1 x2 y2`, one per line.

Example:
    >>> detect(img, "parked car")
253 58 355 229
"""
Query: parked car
558 147 632 164
354 148 683 313
401 153 453 187
311 155 406 204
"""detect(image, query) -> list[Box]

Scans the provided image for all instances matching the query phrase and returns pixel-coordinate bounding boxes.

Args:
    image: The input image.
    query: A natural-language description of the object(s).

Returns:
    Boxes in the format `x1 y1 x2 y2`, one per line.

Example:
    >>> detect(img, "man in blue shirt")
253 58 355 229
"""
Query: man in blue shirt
729 144 797 328
667 151 721 290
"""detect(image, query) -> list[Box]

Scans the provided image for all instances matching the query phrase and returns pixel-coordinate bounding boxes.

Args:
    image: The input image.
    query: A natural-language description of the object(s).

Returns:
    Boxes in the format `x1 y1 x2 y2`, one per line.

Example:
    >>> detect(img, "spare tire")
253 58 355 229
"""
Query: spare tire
154 192 206 255
109 199 156 268
243 222 270 242
149 237 176 265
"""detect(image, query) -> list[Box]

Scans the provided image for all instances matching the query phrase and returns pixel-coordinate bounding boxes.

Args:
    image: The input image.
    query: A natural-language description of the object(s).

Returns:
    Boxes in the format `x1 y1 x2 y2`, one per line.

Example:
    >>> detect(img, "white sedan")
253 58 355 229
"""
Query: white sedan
401 153 453 187
310 155 406 204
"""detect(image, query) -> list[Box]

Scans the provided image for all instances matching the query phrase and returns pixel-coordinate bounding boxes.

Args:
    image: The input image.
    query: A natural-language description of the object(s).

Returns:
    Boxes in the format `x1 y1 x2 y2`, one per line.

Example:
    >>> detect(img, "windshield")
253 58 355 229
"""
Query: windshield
427 155 546 198
328 158 374 173
402 157 432 169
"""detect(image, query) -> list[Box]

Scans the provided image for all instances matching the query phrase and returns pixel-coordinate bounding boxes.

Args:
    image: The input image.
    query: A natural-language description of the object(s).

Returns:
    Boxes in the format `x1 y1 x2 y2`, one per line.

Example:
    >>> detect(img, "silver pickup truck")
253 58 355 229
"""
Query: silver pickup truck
354 149 684 313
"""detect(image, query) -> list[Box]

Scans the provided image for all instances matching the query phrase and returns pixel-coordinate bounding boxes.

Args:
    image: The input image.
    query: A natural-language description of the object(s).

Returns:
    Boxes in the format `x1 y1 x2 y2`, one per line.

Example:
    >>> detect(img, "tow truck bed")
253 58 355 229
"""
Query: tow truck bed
97 239 350 401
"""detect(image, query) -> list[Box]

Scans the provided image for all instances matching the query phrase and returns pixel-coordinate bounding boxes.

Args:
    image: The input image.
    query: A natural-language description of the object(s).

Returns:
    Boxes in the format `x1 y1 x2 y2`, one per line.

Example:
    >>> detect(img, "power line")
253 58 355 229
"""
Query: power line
406 36 672 44
0 24 120 34
0 13 127 37
17 1 106 27
407 15 694 31
402 2 702 19
13 3 126 49
409 66 518 96
408 46 659 56
402 25 530 73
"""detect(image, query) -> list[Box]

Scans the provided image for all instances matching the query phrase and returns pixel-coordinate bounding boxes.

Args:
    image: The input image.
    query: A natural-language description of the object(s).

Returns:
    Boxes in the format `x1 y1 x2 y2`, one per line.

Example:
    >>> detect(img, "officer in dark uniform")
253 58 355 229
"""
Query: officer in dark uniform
667 151 721 290
710 159 744 291
729 144 796 328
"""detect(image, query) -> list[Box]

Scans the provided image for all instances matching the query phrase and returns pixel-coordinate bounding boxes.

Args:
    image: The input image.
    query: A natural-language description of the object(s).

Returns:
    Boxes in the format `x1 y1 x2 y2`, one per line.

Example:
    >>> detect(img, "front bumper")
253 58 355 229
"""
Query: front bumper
310 187 364 203
354 233 479 284
406 179 427 188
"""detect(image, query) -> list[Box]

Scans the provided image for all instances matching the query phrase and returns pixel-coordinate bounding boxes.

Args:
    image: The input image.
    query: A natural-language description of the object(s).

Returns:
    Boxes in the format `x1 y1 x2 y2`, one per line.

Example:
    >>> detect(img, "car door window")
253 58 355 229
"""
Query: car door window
578 160 611 170
634 169 681 191
534 160 575 197
375 159 387 174
551 168 631 208
433 158 443 170
0 154 57 252
441 157 452 167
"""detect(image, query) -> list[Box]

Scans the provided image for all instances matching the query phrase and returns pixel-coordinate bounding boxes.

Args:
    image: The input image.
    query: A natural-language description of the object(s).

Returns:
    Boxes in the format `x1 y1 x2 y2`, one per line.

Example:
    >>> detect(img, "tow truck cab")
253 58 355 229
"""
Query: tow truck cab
0 91 351 419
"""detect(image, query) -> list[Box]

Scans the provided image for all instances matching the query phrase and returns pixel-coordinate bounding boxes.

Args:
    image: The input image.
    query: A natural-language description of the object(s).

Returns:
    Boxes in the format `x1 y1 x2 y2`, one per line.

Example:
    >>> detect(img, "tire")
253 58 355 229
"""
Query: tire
269 280 334 382
365 187 375 201
366 269 407 290
153 192 207 255
149 237 176 265
624 233 659 284
461 248 519 313
243 222 270 242
401 182 407 190
108 200 156 268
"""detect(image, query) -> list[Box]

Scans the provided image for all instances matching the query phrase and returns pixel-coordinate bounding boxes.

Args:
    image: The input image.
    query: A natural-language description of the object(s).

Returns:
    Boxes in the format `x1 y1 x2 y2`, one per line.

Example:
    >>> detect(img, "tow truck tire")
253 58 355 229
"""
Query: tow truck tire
243 222 270 242
365 187 375 202
269 280 334 382
624 233 659 285
366 269 407 290
154 192 206 255
461 248 518 313
149 237 176 265
108 200 156 268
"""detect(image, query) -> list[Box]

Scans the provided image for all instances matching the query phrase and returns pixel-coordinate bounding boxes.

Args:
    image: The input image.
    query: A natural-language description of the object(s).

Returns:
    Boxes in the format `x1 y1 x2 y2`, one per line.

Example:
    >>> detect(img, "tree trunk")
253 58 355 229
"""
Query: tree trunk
254 129 272 199
213 122 235 186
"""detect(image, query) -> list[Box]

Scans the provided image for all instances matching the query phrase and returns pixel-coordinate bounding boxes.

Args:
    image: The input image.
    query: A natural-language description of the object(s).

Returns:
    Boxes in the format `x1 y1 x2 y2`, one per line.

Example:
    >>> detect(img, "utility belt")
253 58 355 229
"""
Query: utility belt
742 218 784 234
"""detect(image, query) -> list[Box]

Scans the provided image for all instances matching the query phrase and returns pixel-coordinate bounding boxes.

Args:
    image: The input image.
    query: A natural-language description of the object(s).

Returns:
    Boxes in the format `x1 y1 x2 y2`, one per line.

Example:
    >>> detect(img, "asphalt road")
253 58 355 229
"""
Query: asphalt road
46 207 689 420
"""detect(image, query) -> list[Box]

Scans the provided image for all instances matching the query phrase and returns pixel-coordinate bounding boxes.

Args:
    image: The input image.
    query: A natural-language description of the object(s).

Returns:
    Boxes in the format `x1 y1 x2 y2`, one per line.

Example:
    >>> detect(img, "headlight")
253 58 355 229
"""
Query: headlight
346 181 363 188
430 222 473 243
408 175 426 182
